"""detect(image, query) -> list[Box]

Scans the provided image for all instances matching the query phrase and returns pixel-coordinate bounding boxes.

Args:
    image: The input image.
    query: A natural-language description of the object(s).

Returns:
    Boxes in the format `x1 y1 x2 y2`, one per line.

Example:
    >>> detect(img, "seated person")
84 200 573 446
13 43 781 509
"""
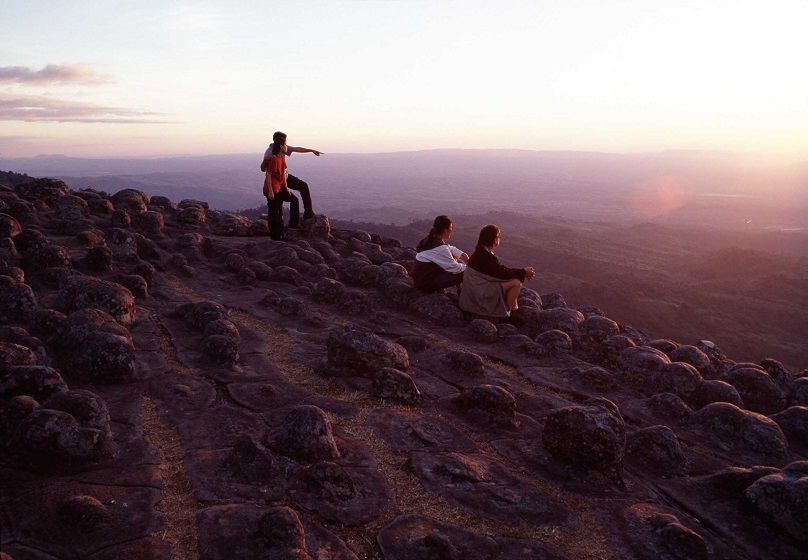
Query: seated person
411 215 468 293
460 224 536 317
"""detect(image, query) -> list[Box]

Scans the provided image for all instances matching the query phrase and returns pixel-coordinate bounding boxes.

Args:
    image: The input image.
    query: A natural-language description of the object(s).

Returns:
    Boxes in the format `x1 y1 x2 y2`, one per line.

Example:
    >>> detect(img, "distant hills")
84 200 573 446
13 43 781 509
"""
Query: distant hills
2 150 806 229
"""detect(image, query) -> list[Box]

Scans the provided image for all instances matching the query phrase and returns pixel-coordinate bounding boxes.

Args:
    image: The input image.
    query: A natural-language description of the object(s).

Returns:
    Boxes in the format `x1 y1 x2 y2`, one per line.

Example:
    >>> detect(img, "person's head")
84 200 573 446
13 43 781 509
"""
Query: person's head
477 224 500 248
429 215 453 238
271 131 287 155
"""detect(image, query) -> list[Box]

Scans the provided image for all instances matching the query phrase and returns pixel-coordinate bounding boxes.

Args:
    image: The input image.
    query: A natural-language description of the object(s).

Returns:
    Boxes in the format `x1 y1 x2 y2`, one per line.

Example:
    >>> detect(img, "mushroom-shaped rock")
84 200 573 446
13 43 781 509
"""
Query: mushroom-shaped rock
627 425 687 476
177 205 207 226
617 345 671 382
770 407 808 452
516 307 584 337
600 334 636 366
54 275 136 325
12 229 49 256
454 385 517 428
516 286 543 309
255 506 312 560
410 294 465 327
745 462 808 542
56 195 90 221
540 292 566 309
0 282 38 322
0 213 22 237
110 188 149 214
182 301 229 331
22 244 72 273
102 228 139 262
668 345 715 378
149 195 177 211
271 405 339 462
372 367 422 404
28 308 66 340
647 339 679 353
138 210 164 236
651 362 703 398
226 434 279 482
115 273 148 298
623 503 710 560
42 389 111 436
759 358 793 387
50 308 135 384
577 315 620 348
788 378 808 407
199 334 239 365
467 318 498 343
689 379 744 410
15 407 112 467
535 329 572 354
0 365 67 401
542 397 626 486
327 325 409 376
0 342 37 366
726 367 786 415
210 212 251 236
443 350 485 378
15 178 69 206
83 245 114 272
690 402 790 463
647 393 693 421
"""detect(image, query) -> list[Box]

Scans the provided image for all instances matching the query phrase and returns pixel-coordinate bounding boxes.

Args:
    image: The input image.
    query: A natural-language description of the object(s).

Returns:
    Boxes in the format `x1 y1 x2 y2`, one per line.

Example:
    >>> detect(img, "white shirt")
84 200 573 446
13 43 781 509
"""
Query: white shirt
415 243 467 273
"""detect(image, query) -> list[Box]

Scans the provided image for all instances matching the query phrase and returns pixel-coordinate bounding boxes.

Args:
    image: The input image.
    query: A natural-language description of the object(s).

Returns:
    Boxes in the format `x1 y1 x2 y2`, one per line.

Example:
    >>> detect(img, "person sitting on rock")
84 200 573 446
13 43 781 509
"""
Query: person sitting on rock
411 215 468 293
263 132 300 240
460 224 535 317
260 131 322 221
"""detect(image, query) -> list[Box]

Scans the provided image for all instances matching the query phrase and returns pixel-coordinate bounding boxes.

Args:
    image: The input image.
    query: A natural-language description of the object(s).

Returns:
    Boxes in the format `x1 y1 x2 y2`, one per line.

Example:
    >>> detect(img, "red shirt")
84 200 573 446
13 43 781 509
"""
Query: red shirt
263 154 286 195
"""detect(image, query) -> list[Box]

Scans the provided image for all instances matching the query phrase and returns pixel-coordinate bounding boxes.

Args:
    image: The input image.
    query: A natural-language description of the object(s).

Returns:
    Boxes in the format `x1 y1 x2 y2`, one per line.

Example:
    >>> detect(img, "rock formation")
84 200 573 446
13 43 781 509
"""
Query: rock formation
1 177 806 560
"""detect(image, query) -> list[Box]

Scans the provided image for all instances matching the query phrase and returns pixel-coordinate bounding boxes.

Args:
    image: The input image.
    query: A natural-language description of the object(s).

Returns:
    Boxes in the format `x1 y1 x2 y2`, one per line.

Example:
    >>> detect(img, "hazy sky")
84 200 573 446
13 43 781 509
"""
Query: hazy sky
2 1 807 161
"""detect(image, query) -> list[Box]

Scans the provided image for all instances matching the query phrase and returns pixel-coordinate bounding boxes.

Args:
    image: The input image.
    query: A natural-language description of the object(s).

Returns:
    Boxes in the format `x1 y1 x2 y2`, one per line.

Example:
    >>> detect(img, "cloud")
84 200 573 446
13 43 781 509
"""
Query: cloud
0 64 114 86
0 93 169 124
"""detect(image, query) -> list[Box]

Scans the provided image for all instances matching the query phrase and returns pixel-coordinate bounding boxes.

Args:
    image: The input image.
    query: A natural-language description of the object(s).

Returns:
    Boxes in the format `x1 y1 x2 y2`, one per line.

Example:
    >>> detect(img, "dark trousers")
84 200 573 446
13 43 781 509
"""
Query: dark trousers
267 188 299 239
286 174 314 217
416 270 464 293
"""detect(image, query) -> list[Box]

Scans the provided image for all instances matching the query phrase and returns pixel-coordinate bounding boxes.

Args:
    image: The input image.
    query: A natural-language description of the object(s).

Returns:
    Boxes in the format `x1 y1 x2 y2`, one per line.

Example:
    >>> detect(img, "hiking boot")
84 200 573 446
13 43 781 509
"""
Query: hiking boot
303 211 316 219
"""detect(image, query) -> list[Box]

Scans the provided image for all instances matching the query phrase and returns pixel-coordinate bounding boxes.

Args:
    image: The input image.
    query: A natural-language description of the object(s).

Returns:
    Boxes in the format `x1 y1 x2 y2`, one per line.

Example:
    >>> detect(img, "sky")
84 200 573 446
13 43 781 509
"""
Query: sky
2 0 808 162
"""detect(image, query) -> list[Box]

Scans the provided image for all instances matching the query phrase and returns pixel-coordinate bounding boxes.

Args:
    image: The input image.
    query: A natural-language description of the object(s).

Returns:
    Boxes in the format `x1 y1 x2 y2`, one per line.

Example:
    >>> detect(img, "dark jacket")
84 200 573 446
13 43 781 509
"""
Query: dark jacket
467 245 526 282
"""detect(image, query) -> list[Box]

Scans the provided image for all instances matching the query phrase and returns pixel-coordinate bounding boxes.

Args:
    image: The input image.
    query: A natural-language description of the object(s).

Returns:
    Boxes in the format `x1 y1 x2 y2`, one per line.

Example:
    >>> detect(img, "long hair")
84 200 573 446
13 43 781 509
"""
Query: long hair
429 215 452 236
271 131 287 155
477 224 500 247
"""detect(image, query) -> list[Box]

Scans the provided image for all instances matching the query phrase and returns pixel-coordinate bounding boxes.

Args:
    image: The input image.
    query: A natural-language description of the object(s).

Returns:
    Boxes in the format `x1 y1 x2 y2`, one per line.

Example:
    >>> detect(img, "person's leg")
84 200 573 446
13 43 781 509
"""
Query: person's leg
287 174 314 218
271 196 285 239
280 189 301 227
267 197 281 239
431 270 464 292
502 278 522 311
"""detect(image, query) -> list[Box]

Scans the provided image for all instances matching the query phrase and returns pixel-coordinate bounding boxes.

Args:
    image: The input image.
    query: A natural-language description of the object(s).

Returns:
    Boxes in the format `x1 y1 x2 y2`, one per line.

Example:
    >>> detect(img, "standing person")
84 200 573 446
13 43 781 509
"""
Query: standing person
460 224 536 317
412 215 468 293
263 136 300 241
260 131 322 222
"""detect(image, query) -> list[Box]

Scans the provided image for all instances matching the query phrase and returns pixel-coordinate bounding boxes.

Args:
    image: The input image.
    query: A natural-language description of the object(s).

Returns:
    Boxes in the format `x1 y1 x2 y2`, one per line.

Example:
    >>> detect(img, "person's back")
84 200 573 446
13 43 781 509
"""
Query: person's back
412 216 467 293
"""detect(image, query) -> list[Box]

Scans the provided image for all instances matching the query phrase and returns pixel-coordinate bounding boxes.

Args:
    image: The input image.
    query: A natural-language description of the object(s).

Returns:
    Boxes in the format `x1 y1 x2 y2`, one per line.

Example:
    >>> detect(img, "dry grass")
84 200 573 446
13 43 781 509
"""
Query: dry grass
142 396 199 560
162 276 617 559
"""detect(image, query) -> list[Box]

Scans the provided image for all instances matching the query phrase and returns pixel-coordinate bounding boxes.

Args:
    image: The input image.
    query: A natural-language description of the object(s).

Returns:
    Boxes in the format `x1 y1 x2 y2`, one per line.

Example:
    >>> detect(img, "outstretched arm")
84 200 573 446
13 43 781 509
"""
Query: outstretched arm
287 146 323 156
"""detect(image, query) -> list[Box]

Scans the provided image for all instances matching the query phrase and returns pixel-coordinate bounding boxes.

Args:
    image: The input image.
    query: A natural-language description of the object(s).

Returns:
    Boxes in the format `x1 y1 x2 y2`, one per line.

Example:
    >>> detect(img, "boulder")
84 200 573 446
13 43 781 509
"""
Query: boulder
56 195 90 221
626 425 687 476
622 503 710 560
442 351 485 378
788 378 808 407
467 319 498 343
668 345 715 378
0 282 38 322
651 362 703 398
54 275 136 325
770 407 808 452
110 188 150 214
540 292 566 309
270 405 340 462
410 294 465 327
15 178 69 206
226 434 279 482
0 365 67 401
689 379 744 410
50 308 135 384
745 462 808 542
327 325 409 376
726 367 786 415
690 402 790 463
0 213 21 237
542 397 626 486
181 301 229 331
371 368 422 404
535 329 572 354
515 307 584 337
82 245 114 272
517 286 543 309
254 506 312 560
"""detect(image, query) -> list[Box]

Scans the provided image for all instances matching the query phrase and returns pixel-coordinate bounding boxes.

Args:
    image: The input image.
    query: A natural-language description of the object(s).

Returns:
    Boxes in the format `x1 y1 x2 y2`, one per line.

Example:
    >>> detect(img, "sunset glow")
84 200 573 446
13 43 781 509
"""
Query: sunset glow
2 0 807 162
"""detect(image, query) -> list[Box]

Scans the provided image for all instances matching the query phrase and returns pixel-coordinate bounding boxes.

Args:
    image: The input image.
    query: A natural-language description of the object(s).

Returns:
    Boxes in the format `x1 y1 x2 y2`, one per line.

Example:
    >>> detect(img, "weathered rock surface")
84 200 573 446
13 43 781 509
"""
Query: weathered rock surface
1 177 803 560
